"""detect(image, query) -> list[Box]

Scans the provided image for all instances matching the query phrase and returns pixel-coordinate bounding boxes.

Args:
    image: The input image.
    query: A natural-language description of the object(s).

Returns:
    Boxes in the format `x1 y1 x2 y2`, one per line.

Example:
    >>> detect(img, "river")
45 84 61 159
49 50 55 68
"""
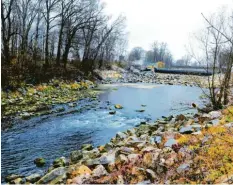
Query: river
1 84 204 181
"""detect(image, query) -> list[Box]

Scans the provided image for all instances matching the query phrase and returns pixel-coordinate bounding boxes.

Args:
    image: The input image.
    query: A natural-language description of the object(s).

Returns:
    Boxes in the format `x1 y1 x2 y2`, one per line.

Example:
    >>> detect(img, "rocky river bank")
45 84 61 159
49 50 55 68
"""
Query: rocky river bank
96 65 211 87
4 105 233 184
1 80 99 130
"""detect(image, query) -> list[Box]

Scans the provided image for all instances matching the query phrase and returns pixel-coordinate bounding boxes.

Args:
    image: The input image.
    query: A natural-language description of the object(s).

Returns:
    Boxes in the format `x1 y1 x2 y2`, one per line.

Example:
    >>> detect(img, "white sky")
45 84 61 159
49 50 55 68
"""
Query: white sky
101 0 233 59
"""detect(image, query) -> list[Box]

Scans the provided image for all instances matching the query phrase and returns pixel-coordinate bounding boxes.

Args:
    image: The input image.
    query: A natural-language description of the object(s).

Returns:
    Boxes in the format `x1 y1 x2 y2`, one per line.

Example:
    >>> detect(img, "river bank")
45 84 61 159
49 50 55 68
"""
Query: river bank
5 105 233 184
1 80 99 130
95 66 213 87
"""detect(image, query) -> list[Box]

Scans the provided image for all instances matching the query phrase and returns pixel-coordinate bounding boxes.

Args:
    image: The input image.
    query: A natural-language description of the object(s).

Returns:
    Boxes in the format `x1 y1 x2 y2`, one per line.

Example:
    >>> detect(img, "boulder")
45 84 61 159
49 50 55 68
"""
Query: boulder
37 167 67 184
53 157 67 168
70 150 83 164
175 114 186 121
128 154 141 164
81 144 93 151
143 150 160 169
92 165 109 177
5 174 24 183
116 132 127 140
34 157 46 167
25 173 41 183
11 178 24 184
209 111 222 119
115 154 128 168
98 151 116 165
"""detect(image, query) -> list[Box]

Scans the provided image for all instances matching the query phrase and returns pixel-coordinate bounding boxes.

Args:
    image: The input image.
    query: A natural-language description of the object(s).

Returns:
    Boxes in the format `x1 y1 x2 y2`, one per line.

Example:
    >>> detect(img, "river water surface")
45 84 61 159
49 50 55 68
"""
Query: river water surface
1 84 204 181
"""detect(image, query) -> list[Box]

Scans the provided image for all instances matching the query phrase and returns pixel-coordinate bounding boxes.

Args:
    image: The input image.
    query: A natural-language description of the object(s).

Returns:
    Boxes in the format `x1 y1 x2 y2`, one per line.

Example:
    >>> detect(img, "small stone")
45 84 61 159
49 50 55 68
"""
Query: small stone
209 119 219 126
158 120 168 124
119 147 134 155
136 109 145 112
34 157 46 167
115 104 123 109
154 136 162 144
177 163 190 173
179 126 193 134
21 112 31 119
56 107 65 112
109 111 116 115
164 138 177 147
68 102 77 107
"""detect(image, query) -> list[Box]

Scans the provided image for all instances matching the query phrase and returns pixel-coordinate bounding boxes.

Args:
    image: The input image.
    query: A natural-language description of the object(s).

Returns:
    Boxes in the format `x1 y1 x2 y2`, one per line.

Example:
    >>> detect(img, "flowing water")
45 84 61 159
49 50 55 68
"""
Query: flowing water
1 84 204 181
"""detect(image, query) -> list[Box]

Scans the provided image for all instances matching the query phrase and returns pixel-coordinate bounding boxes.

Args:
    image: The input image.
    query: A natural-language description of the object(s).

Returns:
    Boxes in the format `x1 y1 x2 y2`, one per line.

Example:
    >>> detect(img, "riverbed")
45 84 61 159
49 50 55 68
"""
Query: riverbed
1 84 204 181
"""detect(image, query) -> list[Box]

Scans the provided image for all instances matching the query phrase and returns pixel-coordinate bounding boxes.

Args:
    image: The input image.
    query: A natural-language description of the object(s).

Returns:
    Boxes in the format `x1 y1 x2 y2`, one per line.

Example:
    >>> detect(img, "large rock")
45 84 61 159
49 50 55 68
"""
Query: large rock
92 165 109 177
70 150 83 164
37 167 67 184
25 173 41 183
116 132 127 140
34 157 46 167
128 154 141 164
143 150 161 169
209 111 222 119
175 114 186 121
5 174 24 183
11 178 24 184
81 144 93 151
67 165 92 184
53 157 67 168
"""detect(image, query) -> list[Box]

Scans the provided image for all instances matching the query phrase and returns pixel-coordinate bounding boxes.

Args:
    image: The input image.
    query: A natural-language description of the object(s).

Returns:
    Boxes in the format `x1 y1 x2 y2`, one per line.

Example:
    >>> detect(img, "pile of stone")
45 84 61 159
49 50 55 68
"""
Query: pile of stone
6 109 230 184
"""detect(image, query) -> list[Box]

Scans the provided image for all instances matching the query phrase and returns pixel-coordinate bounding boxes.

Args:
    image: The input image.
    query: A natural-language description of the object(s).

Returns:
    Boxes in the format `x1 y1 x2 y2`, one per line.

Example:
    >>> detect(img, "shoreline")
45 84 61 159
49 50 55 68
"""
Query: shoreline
4 105 233 184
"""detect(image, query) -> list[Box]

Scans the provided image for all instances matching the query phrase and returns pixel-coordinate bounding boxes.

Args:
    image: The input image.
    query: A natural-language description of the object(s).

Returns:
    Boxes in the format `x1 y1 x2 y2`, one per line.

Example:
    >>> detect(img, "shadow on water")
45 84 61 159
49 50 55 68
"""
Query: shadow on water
1 84 204 181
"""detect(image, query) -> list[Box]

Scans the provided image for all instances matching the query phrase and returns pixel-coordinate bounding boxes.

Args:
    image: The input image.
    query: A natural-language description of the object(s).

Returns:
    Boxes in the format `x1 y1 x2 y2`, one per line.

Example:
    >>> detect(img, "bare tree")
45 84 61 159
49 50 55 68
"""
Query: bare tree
190 10 233 109
42 0 59 67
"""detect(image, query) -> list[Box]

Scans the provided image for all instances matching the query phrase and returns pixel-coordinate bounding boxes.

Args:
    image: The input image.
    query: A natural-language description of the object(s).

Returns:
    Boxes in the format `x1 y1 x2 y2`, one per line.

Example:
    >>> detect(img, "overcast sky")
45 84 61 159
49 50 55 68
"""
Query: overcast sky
102 0 233 60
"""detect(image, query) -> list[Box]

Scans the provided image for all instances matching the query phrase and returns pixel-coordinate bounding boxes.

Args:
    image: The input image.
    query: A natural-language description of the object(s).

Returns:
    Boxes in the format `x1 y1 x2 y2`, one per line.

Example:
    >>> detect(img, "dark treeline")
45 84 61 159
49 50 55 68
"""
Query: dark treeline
1 0 127 89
